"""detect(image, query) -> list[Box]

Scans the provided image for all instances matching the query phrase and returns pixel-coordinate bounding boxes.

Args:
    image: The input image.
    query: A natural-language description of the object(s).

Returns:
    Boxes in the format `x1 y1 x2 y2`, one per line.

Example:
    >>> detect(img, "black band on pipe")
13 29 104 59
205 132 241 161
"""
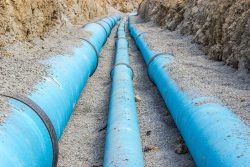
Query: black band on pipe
116 30 128 34
0 93 58 167
110 63 134 80
101 20 112 30
146 52 174 85
82 16 110 28
115 38 129 47
81 21 109 38
114 34 127 38
116 32 129 37
115 34 126 39
116 37 127 40
117 29 125 32
81 23 90 28
79 38 99 77
95 22 108 37
107 17 114 25
81 22 93 28
147 52 174 68
134 32 146 41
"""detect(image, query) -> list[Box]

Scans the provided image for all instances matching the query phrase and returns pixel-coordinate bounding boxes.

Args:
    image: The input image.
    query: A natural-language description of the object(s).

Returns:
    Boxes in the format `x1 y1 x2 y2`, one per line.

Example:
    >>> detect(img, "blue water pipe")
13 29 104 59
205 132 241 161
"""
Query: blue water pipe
128 16 250 167
103 18 144 167
0 15 120 167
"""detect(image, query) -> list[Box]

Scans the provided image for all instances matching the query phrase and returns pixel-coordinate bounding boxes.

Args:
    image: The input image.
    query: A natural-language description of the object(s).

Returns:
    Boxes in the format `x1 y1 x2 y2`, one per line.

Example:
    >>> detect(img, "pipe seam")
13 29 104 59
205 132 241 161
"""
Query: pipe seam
147 52 174 67
115 41 128 47
104 18 144 167
116 37 127 40
134 32 147 41
128 15 250 167
110 63 134 80
82 22 109 38
0 93 58 167
95 22 108 37
146 52 174 85
107 17 115 25
81 22 92 28
79 37 99 76
100 20 112 32
0 15 121 167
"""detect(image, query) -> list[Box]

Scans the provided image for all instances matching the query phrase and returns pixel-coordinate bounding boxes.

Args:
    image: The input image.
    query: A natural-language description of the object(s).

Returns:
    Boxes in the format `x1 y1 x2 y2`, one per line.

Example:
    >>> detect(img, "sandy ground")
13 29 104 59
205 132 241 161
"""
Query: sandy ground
1 13 249 167
128 27 195 166
57 23 117 167
58 18 195 166
131 16 250 126
0 20 91 123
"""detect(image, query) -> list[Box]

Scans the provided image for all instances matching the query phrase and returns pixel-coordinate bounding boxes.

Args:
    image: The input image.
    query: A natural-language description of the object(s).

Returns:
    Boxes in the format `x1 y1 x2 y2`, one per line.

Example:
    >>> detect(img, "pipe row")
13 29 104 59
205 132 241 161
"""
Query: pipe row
0 15 120 167
128 16 250 167
103 18 144 167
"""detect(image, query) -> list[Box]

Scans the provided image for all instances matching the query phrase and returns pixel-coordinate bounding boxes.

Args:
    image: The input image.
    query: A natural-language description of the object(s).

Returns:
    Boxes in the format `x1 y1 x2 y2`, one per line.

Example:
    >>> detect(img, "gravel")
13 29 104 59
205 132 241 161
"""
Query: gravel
0 18 93 123
127 25 195 167
1 13 249 167
58 17 195 167
0 98 9 124
131 16 250 126
57 23 117 167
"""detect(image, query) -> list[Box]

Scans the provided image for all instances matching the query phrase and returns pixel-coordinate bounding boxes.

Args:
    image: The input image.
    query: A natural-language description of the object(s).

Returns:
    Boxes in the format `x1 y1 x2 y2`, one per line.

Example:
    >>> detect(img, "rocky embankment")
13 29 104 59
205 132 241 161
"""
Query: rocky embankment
0 0 140 54
139 0 250 71
111 0 142 12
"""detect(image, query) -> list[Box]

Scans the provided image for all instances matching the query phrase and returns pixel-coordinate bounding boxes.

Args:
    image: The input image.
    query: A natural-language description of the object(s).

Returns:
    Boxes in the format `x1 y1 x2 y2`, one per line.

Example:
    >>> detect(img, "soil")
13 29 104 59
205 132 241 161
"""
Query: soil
58 22 117 167
128 25 195 166
0 1 249 166
0 13 98 125
138 0 250 71
130 16 250 126
0 0 141 55
57 16 195 167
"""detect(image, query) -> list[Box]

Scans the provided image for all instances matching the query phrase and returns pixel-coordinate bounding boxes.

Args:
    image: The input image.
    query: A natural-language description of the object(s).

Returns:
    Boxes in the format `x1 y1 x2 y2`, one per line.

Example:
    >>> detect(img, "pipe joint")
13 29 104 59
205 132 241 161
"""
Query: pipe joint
110 63 134 80
134 32 147 41
0 93 59 167
0 15 120 167
128 15 250 167
95 22 109 37
147 52 174 67
79 37 99 76
104 18 144 167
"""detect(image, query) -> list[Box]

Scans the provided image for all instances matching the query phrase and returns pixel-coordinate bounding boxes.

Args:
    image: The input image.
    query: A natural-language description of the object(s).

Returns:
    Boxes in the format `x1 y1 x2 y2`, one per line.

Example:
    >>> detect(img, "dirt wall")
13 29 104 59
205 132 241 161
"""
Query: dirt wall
111 0 142 12
0 0 140 51
139 0 250 71
0 0 106 46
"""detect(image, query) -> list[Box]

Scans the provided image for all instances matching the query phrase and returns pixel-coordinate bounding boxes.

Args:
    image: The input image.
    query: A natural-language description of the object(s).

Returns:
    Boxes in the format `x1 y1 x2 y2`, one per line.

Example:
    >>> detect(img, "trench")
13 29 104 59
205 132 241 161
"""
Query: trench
58 23 117 167
127 24 195 167
58 17 196 166
0 12 249 167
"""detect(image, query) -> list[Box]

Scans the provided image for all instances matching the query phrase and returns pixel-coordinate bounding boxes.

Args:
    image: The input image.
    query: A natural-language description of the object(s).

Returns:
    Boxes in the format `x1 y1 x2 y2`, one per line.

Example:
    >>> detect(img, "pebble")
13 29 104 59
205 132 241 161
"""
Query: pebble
143 145 159 153
146 130 151 136
135 94 142 102
175 143 188 154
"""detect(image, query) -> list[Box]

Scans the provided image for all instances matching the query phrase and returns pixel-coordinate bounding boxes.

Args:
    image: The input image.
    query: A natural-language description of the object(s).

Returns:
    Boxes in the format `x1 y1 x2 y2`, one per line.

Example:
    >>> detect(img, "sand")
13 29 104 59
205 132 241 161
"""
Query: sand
131 16 250 126
57 17 195 166
1 13 249 167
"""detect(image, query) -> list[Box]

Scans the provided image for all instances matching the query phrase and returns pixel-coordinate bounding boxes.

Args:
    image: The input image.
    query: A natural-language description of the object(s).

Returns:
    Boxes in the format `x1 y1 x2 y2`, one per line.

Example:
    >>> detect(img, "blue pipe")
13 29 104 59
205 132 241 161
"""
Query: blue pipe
0 15 120 167
103 18 144 167
128 16 250 167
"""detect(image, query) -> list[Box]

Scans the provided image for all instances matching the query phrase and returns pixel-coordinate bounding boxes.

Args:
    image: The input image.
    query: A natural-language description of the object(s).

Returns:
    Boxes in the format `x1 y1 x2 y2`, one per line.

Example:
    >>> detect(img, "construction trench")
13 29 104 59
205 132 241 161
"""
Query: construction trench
0 12 250 167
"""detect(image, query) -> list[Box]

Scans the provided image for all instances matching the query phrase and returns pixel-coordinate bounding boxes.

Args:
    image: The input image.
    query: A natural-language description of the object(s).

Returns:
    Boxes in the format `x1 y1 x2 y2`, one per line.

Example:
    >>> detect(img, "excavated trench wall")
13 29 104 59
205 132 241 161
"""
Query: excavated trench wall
111 0 142 12
139 0 250 71
0 0 140 51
